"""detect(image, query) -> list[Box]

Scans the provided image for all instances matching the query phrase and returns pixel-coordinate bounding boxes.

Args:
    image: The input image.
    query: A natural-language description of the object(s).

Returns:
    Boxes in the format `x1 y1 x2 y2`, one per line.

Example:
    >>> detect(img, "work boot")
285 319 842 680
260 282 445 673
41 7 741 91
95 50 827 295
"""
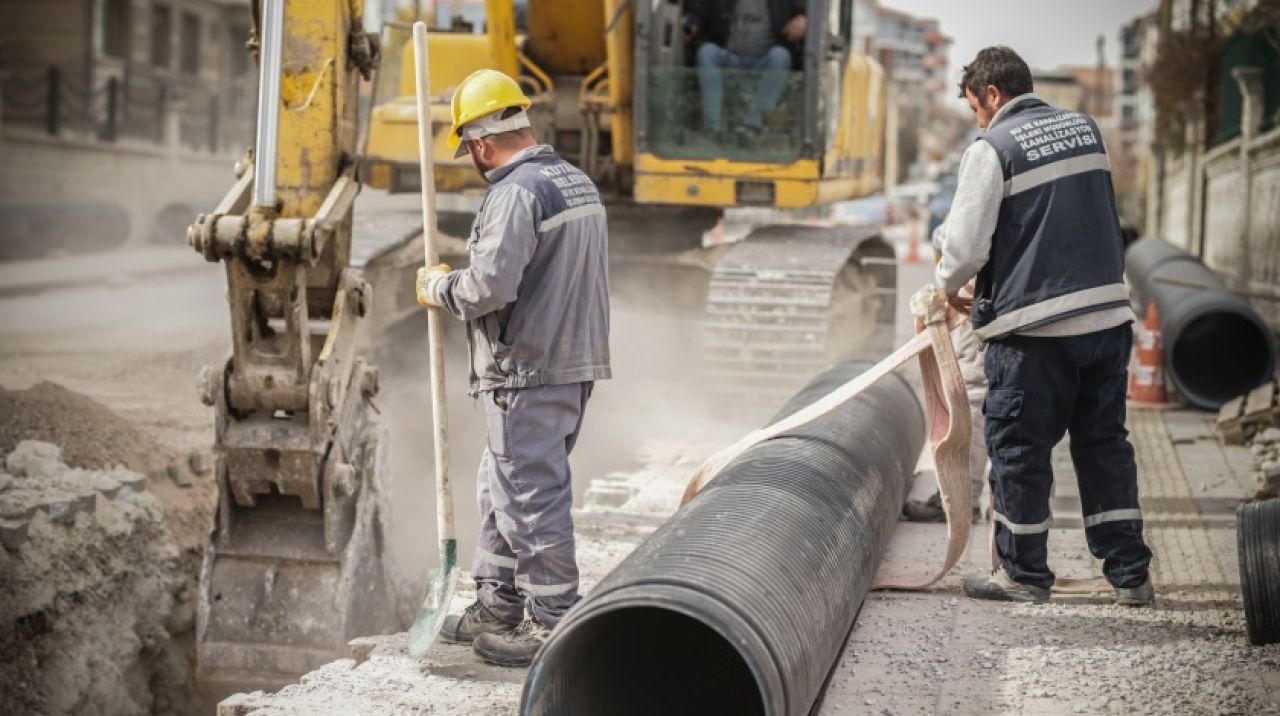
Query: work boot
963 567 1051 603
440 601 518 645
472 617 551 667
903 491 983 524
1114 578 1155 607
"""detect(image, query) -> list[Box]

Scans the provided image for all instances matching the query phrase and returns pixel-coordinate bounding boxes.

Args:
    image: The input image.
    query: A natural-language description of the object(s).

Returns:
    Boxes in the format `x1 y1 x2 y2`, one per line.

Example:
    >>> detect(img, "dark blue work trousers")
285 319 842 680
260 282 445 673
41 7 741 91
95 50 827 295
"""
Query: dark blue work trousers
983 323 1153 589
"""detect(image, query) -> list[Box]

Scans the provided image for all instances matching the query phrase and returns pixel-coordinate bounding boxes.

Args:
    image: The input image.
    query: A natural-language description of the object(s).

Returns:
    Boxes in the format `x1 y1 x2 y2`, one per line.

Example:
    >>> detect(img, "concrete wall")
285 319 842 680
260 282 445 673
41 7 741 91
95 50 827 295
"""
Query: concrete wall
1237 129 1280 330
1202 144 1247 275
0 126 238 257
1161 125 1280 332
1160 156 1190 251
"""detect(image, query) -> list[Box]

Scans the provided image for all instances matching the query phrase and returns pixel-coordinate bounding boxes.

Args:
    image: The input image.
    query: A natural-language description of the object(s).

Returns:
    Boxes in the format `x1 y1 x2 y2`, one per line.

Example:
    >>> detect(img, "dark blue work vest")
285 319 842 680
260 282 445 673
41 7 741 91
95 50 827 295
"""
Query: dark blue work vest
971 96 1129 340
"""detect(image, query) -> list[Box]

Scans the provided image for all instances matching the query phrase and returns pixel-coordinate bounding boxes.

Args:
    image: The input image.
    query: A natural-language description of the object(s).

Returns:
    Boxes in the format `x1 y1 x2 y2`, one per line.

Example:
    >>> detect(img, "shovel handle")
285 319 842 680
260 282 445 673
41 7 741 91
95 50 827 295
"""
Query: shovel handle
412 21 454 544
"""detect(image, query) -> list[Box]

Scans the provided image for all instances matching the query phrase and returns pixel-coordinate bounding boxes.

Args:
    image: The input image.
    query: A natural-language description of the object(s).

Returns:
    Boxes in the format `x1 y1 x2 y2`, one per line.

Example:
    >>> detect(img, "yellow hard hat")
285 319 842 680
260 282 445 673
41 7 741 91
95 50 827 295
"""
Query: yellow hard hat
447 69 532 152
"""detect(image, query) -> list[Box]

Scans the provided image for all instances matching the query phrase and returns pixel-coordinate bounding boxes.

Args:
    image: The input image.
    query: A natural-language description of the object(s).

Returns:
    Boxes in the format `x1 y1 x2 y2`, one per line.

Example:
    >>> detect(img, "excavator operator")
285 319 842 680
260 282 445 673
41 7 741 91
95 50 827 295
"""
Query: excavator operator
683 0 807 134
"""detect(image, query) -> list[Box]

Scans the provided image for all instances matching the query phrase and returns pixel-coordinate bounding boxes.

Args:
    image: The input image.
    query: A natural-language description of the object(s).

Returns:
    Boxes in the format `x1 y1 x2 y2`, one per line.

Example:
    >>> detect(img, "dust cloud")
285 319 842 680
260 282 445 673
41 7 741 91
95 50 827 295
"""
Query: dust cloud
373 300 757 590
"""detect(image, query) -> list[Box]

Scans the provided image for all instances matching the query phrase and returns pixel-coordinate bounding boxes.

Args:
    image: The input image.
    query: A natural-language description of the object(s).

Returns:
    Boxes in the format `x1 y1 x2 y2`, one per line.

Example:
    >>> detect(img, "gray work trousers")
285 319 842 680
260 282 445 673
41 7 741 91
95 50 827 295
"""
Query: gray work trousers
473 382 592 627
954 320 989 504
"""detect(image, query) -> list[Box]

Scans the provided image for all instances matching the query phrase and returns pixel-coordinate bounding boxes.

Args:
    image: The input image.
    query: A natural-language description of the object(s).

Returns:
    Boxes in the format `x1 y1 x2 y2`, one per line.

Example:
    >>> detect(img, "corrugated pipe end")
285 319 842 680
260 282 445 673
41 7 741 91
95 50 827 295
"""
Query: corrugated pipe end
522 583 776 716
1126 237 1277 410
1165 302 1275 409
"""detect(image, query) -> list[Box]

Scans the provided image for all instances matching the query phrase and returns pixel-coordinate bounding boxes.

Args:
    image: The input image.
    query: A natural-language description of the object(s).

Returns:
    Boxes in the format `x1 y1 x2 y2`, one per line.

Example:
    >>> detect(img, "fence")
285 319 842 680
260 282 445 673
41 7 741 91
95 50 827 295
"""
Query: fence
1160 125 1280 333
1 63 255 153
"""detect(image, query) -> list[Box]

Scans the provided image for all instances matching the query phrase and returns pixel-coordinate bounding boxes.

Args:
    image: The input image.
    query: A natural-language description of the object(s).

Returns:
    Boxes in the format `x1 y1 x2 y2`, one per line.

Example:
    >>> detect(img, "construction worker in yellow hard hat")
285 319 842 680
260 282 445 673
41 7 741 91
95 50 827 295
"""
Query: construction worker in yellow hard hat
415 67 612 668
446 69 533 160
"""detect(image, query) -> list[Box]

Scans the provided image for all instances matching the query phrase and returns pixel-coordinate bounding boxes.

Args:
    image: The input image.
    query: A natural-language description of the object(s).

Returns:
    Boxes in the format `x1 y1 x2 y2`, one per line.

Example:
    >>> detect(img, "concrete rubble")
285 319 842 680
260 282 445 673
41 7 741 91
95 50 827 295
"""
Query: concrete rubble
0 440 199 716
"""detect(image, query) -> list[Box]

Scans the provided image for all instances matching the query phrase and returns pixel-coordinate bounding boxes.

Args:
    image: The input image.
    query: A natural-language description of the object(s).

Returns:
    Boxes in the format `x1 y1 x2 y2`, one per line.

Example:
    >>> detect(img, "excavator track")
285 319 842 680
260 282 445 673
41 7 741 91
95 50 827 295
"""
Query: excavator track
703 225 896 408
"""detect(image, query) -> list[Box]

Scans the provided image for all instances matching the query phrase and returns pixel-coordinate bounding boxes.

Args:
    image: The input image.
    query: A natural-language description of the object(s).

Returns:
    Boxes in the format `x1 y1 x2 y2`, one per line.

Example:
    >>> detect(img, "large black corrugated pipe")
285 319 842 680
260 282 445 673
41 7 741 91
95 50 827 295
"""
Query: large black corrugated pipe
520 360 925 716
1125 237 1275 410
1238 498 1280 646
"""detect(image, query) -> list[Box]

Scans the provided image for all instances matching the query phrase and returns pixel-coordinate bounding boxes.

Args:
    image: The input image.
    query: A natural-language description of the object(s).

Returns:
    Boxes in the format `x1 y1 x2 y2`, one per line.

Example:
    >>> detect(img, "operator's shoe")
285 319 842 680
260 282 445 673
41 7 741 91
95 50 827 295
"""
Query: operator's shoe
473 617 551 667
1114 578 1155 607
903 491 983 524
963 567 1051 603
440 601 518 645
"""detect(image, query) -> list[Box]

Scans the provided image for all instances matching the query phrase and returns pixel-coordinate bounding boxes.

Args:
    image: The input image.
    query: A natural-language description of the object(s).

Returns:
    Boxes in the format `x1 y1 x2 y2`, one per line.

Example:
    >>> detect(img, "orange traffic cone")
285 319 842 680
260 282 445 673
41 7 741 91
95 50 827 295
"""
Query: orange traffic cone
1128 300 1172 408
905 212 922 265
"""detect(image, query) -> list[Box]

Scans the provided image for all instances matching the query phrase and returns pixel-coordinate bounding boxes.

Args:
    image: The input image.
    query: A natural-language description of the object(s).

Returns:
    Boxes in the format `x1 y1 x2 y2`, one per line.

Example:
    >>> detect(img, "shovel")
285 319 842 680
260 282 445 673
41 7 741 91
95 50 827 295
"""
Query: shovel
407 20 459 658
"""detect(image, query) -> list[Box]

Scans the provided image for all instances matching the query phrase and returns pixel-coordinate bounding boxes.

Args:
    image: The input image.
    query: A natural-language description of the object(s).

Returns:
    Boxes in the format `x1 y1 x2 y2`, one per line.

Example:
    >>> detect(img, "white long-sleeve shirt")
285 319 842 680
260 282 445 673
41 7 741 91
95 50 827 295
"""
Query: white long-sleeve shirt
932 140 1003 297
932 95 1134 338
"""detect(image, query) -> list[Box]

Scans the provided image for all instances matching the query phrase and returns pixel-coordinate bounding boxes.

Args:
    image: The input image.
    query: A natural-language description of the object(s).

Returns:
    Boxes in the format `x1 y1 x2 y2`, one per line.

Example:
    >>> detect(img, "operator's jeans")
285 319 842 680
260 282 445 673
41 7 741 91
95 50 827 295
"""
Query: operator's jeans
695 42 791 132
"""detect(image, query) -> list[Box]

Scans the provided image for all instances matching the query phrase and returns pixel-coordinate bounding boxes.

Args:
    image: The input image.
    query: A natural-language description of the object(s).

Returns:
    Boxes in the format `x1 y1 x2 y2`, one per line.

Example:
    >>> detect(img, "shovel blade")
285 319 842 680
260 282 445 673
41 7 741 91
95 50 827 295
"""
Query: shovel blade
408 565 460 658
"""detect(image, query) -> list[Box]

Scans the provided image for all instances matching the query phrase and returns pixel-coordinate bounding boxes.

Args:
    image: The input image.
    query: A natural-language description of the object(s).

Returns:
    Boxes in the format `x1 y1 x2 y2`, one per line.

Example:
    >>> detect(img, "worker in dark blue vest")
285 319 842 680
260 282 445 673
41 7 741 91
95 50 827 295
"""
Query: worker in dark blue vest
932 46 1153 606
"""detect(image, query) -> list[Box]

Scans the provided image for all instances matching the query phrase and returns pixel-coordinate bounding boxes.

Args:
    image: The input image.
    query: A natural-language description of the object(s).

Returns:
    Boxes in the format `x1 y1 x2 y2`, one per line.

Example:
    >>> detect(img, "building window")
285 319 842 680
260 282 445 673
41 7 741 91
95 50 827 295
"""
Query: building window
181 12 201 74
1122 68 1138 95
152 4 173 68
1121 104 1137 129
1122 26 1140 59
101 0 130 59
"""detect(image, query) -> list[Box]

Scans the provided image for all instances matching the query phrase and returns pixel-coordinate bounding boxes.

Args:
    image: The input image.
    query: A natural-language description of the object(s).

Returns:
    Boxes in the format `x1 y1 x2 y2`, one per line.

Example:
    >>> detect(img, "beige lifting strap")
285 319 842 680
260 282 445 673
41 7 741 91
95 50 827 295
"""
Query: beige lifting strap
681 285 973 591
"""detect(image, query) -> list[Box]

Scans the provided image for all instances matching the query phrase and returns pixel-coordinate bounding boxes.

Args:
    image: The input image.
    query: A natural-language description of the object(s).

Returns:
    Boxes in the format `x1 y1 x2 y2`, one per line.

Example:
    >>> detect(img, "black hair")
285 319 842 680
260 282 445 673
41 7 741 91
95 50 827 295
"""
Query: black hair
958 46 1033 100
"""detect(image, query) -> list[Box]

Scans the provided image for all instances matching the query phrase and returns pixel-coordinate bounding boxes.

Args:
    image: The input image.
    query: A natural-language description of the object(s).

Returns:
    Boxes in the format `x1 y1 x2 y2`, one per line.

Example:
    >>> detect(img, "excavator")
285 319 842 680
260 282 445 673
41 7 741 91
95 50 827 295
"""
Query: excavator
366 0 896 393
187 0 893 696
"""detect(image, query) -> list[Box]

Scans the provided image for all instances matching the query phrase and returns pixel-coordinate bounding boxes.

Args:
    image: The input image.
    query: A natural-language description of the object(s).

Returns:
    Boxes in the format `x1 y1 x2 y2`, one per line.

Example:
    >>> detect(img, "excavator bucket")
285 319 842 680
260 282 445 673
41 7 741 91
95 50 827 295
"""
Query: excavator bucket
194 363 404 696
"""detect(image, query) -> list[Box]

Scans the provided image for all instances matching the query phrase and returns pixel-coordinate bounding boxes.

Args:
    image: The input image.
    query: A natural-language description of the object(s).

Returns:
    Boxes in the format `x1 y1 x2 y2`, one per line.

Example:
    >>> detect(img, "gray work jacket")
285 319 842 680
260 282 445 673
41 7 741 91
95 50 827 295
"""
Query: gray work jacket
437 145 611 394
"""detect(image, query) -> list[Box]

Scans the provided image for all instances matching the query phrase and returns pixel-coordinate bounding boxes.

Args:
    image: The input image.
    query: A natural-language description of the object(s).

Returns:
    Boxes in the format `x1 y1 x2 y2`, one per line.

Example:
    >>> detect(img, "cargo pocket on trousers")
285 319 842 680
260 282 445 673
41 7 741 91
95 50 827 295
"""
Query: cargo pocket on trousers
486 389 509 458
983 388 1024 458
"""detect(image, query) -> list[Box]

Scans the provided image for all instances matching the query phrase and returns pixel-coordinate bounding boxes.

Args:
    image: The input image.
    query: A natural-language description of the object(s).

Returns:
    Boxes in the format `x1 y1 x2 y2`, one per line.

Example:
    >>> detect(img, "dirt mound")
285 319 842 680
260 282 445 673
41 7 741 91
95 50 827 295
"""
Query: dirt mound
0 382 178 474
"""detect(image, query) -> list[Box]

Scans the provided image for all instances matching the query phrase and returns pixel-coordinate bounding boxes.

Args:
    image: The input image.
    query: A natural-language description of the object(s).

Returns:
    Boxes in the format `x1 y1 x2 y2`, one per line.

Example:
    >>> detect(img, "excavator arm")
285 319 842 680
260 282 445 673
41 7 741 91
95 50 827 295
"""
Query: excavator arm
185 0 401 695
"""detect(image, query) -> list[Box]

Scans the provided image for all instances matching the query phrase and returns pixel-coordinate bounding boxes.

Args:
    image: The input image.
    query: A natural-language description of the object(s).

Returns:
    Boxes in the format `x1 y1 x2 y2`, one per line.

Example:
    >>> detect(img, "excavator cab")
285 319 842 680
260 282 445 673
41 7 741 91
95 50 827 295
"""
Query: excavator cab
634 0 885 208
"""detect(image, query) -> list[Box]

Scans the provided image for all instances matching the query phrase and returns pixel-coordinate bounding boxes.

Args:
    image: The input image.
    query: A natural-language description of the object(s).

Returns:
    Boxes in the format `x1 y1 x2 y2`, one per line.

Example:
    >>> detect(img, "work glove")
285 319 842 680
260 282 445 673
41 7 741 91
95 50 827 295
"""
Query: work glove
416 263 453 307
